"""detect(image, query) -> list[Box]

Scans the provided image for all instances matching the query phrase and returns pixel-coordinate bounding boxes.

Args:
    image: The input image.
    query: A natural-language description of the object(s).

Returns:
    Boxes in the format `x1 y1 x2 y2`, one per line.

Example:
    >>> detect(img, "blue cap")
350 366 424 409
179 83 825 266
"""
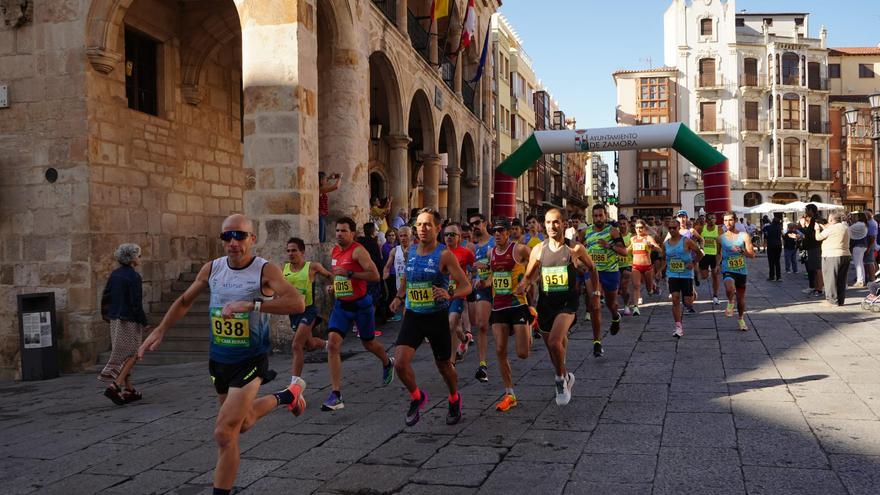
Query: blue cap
676 209 689 217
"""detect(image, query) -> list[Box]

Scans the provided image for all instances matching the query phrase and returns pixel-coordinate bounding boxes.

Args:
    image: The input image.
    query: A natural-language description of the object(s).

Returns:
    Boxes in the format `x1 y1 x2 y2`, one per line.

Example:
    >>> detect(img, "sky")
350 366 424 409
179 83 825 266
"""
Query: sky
497 0 880 187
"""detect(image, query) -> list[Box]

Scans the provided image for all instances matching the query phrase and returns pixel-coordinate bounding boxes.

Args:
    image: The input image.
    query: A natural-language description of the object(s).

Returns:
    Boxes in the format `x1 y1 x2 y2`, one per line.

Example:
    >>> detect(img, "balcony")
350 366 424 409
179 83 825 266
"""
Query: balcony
696 118 727 134
808 121 832 135
778 74 802 87
407 9 430 64
440 53 455 92
740 72 768 88
695 74 726 91
741 118 768 133
462 79 477 115
848 184 874 198
371 0 396 24
809 165 831 181
808 78 829 91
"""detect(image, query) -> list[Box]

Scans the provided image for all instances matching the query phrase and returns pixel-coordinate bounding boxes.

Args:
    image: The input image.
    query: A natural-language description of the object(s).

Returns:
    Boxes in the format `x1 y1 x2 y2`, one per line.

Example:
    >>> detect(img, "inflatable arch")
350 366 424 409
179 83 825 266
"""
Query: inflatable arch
493 123 731 219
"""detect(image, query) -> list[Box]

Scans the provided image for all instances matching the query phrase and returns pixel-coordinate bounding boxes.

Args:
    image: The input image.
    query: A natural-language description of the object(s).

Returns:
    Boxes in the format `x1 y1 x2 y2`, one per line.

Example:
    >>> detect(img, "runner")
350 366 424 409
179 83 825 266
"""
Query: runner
510 218 525 245
669 210 702 312
664 217 703 338
583 204 629 355
283 237 331 388
719 212 756 331
518 208 598 405
389 209 472 426
468 212 494 383
629 219 663 315
323 217 395 411
484 218 532 411
382 225 412 321
652 216 669 293
617 216 634 316
443 223 476 363
525 214 546 248
138 214 306 495
699 213 722 305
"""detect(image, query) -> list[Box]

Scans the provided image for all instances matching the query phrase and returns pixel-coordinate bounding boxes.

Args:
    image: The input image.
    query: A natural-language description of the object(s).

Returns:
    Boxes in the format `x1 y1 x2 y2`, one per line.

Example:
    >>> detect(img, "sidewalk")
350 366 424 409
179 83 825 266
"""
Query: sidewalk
1 257 880 494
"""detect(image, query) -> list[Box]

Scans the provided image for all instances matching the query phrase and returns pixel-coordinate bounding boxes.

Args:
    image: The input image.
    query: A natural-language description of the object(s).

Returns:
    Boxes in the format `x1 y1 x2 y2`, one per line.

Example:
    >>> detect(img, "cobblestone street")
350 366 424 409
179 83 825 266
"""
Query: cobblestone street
2 258 880 494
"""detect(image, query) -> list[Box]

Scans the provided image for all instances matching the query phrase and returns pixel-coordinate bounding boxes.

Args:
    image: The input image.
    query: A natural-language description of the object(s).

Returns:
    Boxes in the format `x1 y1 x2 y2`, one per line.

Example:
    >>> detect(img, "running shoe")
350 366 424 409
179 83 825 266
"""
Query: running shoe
812 290 824 298
712 296 720 305
685 305 696 314
321 391 344 411
593 340 604 358
446 395 462 425
475 365 489 383
725 302 734 317
673 323 684 338
801 288 814 294
495 393 517 412
622 306 632 316
406 389 428 426
609 313 621 335
738 318 748 331
382 357 395 386
285 377 307 416
555 372 575 406
637 297 644 306
632 306 641 317
389 314 402 322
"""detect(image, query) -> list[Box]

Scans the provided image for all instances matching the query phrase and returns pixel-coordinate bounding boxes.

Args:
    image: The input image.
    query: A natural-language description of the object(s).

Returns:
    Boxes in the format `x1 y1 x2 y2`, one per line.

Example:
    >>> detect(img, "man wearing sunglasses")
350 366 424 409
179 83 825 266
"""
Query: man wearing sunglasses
389 209 472 426
467 213 494 383
138 214 305 495
324 217 395 412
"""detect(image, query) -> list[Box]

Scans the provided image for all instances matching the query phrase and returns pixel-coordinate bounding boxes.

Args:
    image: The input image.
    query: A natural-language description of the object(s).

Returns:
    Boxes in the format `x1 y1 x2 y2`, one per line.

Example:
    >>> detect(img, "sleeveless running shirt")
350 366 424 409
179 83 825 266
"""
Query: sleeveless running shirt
404 244 448 313
701 225 720 255
473 238 495 281
392 245 408 290
283 262 312 306
208 256 271 363
664 238 694 279
491 242 527 309
621 233 633 268
331 242 367 301
720 232 748 275
538 240 578 300
584 225 619 272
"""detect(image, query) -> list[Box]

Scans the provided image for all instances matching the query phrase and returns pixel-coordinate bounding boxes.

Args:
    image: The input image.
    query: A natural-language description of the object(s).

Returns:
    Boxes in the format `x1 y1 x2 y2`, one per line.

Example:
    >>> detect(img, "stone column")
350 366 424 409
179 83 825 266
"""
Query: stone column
422 153 441 209
454 56 463 97
396 0 408 35
387 134 411 214
446 163 462 222
241 0 317 261
429 17 439 68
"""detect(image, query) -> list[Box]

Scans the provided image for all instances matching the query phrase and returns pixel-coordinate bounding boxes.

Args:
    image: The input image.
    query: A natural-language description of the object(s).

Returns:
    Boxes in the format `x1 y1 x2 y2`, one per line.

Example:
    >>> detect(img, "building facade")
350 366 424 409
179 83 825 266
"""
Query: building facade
0 0 499 377
827 47 880 210
664 0 833 211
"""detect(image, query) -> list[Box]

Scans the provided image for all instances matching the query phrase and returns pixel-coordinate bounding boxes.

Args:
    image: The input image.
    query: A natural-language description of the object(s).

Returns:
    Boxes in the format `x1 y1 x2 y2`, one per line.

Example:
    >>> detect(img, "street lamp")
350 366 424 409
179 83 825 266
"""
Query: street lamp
682 172 691 189
844 108 860 203
869 93 880 211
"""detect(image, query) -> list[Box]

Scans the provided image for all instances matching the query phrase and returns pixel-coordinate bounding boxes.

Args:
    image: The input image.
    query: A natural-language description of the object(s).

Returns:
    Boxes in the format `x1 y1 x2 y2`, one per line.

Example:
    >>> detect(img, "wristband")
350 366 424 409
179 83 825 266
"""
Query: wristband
253 299 262 312
347 270 354 278
592 290 602 297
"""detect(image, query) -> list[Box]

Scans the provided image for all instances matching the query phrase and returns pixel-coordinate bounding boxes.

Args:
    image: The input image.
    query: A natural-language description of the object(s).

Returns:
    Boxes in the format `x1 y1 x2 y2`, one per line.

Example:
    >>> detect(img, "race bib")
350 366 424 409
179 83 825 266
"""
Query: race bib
492 271 513 295
211 307 250 347
541 266 568 292
727 255 745 270
477 258 490 280
668 259 686 273
333 276 353 298
632 242 646 252
407 281 434 310
448 279 457 292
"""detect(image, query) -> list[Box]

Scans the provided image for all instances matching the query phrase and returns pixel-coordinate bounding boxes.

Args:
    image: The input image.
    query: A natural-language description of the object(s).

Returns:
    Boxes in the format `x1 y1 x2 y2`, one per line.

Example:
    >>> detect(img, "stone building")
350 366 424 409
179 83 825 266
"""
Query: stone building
0 0 498 378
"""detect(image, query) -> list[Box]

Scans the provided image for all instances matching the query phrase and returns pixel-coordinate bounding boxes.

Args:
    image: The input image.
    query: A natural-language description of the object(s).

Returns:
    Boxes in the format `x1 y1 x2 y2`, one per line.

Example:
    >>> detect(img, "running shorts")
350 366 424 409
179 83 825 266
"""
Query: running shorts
289 304 321 329
489 305 532 326
723 272 747 288
598 271 621 292
474 287 493 302
699 255 717 270
633 264 652 274
536 292 579 333
395 310 452 361
208 353 269 395
449 298 466 314
667 278 694 297
327 295 376 341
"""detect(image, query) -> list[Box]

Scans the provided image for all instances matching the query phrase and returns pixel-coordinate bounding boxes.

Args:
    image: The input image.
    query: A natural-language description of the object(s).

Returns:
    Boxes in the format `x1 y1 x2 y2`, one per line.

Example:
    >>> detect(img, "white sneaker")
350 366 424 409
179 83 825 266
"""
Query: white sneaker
801 288 814 294
673 324 684 338
555 372 574 406
712 296 720 305
623 306 632 316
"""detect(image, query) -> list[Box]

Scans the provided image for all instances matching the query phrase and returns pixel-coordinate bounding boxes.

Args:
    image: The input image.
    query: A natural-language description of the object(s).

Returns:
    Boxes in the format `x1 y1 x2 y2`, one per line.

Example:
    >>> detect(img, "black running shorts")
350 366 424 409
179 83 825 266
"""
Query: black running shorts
208 353 269 395
395 310 452 361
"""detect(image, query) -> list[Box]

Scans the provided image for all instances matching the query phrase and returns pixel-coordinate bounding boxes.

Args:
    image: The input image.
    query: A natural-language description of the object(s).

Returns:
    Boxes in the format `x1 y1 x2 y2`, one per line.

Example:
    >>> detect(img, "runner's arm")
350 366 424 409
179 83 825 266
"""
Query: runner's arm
687 240 704 263
311 262 333 280
389 272 407 313
608 228 629 256
517 243 542 294
352 246 380 282
261 263 306 315
442 251 472 300
382 252 395 279
139 262 211 356
573 245 600 287
743 234 757 258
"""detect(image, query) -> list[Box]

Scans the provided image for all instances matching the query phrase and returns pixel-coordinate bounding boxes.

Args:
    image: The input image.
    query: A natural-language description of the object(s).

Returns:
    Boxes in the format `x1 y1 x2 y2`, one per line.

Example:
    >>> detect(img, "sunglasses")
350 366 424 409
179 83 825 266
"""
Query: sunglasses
220 230 251 241
490 227 507 234
469 221 482 226
443 232 458 237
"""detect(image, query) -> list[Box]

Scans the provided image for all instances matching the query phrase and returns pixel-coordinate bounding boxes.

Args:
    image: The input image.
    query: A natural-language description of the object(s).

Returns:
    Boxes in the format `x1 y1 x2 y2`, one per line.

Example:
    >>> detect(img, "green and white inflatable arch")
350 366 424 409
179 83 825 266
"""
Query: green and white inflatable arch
494 123 731 217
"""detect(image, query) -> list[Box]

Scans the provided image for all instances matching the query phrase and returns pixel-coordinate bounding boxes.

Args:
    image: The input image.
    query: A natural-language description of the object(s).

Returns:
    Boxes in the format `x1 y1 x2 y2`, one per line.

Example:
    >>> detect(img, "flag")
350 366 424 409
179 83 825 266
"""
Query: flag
460 0 476 50
432 0 449 21
468 18 491 83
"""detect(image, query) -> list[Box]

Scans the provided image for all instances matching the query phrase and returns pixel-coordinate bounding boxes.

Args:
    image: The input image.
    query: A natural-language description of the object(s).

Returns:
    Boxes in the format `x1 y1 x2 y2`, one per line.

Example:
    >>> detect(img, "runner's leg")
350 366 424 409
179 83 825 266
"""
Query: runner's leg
544 313 575 377
513 323 530 359
213 378 261 491
476 300 491 366
327 332 344 392
394 345 418 394
492 324 513 390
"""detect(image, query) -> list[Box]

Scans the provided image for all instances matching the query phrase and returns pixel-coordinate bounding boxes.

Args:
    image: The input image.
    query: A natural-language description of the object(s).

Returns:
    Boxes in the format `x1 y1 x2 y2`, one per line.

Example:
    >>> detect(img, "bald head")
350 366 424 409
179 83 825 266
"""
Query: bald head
222 214 254 234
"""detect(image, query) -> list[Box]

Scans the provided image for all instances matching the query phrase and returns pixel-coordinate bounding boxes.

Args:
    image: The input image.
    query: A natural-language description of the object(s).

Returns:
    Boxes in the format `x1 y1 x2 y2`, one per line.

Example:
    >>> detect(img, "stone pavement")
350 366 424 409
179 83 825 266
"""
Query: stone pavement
2 257 880 494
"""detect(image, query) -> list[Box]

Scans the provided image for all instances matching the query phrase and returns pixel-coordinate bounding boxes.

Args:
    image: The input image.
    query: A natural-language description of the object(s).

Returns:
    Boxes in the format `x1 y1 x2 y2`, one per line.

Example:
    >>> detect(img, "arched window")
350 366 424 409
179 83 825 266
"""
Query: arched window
744 192 763 207
783 137 800 177
782 93 800 129
772 192 798 204
781 52 799 85
810 194 822 203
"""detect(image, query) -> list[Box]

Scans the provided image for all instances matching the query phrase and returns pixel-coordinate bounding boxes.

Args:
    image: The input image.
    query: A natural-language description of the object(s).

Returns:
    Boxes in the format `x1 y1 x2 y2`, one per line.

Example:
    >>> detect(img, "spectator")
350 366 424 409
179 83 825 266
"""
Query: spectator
783 222 803 274
816 211 851 306
800 204 825 297
358 223 387 325
391 208 408 230
370 197 393 234
865 209 878 282
763 216 783 281
381 229 399 322
849 212 869 288
319 172 342 242
99 243 150 405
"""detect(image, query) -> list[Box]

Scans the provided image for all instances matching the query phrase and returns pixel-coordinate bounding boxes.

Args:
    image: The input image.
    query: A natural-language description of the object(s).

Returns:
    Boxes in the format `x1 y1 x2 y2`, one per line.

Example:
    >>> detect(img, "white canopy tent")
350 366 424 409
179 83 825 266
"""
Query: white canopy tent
781 201 843 213
747 202 786 215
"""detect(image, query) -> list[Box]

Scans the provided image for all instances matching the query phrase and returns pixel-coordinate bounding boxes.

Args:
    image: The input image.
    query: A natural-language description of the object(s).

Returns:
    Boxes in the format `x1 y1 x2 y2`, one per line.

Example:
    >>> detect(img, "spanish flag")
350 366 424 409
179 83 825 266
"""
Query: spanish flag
431 0 449 21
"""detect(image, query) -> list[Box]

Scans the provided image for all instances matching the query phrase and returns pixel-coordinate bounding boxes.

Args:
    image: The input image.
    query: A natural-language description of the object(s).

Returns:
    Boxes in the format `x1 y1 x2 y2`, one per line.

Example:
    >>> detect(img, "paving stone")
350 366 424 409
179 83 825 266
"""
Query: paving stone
87 438 204 476
361 433 451 466
187 458 285 487
731 399 811 431
563 482 653 495
738 428 829 468
795 393 877 420
272 446 363 480
39 473 128 495
242 433 325 460
533 397 605 431
743 466 848 495
505 429 588 463
398 483 478 494
829 454 880 495
809 418 880 455
600 401 666 425
409 463 496 488
478 461 572 495
667 392 731 413
572 453 656 483
654 447 745 495
102 470 199 494
321 463 417 494
237 476 323 494
610 383 669 402
662 412 736 448
453 416 533 448
583 424 662 455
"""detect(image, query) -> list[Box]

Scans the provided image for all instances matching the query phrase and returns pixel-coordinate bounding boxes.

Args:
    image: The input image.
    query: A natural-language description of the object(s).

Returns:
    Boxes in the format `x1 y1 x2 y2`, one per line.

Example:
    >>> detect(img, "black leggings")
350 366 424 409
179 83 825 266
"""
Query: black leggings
767 246 782 280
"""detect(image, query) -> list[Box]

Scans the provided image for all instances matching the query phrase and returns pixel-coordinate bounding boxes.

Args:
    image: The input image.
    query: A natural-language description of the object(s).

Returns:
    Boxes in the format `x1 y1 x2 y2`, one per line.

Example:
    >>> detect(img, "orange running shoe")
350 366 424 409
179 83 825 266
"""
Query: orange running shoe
495 394 517 412
286 377 307 416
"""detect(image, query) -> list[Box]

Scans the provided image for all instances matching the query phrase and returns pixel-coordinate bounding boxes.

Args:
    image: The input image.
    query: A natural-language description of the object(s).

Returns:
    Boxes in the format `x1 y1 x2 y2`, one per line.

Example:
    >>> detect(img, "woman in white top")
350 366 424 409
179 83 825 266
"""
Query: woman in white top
816 211 852 306
849 212 869 288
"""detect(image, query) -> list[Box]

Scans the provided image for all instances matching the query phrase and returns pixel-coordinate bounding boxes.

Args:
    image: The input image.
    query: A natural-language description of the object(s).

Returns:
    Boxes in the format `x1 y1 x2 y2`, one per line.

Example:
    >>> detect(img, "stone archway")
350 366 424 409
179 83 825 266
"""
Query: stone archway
438 115 458 219
459 132 478 218
369 51 408 213
407 89 436 209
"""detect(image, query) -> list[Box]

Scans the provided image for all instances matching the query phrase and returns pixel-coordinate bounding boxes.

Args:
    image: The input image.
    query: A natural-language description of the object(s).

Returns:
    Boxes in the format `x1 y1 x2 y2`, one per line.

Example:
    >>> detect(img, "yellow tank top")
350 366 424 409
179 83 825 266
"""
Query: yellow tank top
283 262 312 306
701 225 720 255
621 234 633 268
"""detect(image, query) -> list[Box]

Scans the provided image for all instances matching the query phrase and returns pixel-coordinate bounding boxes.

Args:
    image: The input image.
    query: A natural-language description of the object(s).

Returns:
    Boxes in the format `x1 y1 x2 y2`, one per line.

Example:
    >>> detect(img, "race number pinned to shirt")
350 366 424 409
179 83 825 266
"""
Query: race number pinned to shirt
727 255 745 270
406 281 435 310
333 276 354 298
541 266 568 292
477 258 490 280
492 271 513 295
668 259 686 273
211 307 250 347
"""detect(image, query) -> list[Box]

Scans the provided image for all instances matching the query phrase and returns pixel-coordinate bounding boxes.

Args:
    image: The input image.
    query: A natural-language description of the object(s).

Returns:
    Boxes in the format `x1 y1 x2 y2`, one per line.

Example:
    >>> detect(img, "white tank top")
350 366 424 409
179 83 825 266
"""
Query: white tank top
393 245 408 290
208 256 271 363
